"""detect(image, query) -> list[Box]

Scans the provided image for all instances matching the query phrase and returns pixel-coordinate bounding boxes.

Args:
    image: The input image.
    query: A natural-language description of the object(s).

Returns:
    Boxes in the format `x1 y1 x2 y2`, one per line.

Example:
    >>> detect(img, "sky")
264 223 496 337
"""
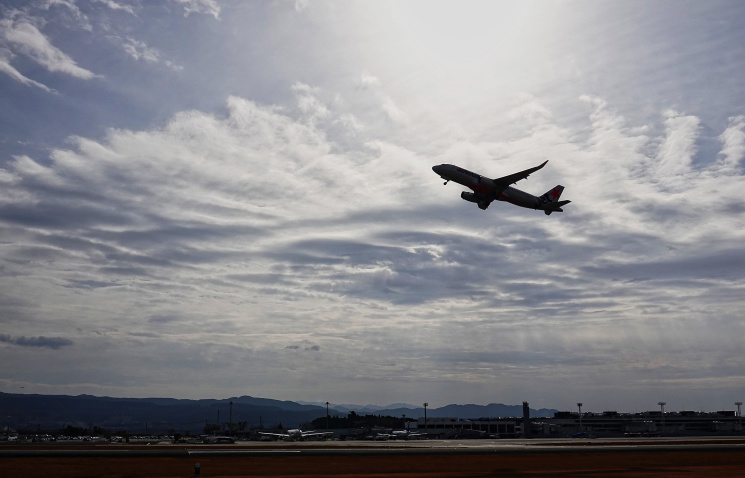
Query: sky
1 0 744 414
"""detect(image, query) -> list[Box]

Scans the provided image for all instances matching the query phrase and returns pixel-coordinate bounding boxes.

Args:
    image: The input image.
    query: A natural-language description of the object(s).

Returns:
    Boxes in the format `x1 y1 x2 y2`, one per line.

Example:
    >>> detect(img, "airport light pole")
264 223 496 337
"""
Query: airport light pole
577 403 583 433
736 402 742 430
658 402 666 435
326 402 329 430
423 403 428 437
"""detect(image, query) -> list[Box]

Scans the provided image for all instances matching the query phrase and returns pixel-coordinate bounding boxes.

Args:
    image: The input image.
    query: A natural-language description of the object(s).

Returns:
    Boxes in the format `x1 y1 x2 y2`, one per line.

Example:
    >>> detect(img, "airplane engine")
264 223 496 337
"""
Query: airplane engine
460 192 478 203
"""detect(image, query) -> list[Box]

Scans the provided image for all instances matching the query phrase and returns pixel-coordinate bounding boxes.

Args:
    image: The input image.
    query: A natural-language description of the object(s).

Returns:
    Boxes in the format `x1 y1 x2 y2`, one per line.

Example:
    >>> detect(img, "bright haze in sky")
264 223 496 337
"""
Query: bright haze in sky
1 0 744 413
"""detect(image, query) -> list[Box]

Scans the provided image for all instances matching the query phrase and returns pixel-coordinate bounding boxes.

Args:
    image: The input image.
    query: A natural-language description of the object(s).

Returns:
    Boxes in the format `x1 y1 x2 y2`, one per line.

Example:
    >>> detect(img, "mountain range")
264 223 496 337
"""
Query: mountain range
0 392 558 434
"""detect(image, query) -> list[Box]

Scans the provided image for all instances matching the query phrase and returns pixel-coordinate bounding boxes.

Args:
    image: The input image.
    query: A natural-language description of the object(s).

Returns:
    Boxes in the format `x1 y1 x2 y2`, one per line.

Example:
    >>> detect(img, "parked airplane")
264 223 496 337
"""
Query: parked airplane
432 160 570 215
364 430 425 441
258 429 332 441
390 430 425 440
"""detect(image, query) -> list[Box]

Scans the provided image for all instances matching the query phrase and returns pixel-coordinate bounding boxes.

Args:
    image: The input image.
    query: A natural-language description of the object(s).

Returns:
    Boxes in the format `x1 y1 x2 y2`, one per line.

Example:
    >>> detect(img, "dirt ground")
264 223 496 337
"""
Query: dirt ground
3 448 745 477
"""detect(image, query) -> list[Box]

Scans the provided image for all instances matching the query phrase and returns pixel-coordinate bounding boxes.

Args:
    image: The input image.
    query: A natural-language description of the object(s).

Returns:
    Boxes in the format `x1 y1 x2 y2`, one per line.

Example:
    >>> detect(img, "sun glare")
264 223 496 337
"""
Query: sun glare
393 0 532 69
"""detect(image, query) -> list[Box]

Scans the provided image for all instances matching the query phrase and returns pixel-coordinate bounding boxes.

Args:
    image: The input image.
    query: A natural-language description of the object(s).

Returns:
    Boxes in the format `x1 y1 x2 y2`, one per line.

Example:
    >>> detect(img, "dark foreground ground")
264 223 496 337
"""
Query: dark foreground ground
2 438 745 477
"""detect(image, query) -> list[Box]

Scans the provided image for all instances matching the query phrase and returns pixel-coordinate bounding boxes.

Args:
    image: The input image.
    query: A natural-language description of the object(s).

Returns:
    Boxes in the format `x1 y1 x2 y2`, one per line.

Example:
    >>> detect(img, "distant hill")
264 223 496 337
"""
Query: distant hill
429 403 557 419
0 393 334 433
298 401 419 415
0 392 557 433
349 403 557 420
298 402 556 419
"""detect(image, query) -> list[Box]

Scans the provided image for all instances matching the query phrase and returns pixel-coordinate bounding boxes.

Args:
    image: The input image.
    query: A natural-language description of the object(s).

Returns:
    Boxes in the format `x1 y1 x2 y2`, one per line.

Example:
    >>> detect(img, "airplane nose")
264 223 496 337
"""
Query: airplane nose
432 165 443 174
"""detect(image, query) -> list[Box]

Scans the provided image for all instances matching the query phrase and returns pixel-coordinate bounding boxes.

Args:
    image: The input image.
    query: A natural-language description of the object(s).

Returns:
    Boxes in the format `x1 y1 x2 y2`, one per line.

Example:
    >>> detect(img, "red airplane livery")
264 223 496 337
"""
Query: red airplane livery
432 160 570 215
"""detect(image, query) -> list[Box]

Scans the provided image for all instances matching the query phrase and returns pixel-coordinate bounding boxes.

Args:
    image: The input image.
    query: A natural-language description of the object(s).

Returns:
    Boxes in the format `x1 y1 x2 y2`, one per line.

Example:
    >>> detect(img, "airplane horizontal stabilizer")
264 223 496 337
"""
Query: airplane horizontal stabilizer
543 200 571 215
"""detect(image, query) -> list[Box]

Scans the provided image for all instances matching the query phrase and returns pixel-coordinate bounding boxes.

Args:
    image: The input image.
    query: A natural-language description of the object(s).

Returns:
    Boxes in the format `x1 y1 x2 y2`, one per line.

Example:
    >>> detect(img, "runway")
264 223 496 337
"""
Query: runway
3 437 745 477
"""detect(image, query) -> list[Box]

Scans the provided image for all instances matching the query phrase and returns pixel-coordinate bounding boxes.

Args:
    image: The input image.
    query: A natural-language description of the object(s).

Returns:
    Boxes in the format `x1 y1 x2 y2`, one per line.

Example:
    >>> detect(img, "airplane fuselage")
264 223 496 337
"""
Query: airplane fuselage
259 428 332 441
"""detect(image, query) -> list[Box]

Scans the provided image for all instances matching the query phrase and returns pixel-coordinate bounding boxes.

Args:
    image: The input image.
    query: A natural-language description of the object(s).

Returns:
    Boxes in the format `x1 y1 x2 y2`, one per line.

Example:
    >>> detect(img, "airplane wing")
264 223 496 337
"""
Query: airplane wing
258 432 288 437
301 431 333 437
493 160 548 186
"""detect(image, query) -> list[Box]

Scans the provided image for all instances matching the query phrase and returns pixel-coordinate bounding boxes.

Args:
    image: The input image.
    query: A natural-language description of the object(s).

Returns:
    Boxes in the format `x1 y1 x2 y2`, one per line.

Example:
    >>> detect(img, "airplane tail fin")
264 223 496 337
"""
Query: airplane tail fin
542 185 564 202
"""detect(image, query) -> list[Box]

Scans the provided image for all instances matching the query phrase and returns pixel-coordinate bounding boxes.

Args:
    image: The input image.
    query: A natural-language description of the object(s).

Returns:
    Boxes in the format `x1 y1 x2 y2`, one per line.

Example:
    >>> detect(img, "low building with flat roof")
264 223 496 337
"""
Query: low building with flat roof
415 410 742 439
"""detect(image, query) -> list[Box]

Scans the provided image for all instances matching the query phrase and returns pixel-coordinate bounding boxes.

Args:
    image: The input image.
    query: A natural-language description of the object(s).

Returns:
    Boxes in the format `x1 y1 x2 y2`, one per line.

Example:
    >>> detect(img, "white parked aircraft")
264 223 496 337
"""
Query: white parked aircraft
258 429 332 441
432 161 570 215
390 430 425 440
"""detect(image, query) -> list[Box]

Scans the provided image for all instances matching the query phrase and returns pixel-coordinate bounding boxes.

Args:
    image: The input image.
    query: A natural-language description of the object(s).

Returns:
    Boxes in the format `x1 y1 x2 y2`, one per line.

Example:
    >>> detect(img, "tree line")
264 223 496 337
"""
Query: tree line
310 411 416 429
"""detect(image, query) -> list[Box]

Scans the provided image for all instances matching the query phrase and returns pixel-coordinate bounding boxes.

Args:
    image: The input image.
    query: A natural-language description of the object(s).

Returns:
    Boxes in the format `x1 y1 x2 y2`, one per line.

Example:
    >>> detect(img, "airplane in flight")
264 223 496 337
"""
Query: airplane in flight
258 429 332 441
432 160 570 215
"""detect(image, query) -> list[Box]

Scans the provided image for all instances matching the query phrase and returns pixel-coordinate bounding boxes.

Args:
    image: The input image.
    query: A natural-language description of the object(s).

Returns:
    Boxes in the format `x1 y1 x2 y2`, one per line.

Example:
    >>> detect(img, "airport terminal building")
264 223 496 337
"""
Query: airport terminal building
416 411 743 439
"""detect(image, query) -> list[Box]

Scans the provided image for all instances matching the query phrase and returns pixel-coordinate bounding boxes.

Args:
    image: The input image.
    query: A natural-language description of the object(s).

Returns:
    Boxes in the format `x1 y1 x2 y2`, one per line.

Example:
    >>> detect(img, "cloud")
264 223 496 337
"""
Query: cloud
1 17 97 80
120 37 183 70
0 334 73 349
3 92 743 315
172 0 221 19
39 0 93 31
292 82 330 124
380 96 409 125
359 72 381 88
0 50 54 91
655 109 700 181
121 37 159 62
285 343 321 352
357 72 409 125
91 0 136 16
717 115 745 171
